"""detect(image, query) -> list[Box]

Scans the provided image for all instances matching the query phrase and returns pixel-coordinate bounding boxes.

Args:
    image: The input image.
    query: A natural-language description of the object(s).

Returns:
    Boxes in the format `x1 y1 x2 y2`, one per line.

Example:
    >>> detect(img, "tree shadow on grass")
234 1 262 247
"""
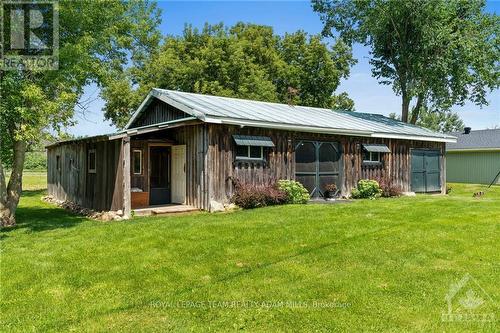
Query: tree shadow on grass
1 190 88 234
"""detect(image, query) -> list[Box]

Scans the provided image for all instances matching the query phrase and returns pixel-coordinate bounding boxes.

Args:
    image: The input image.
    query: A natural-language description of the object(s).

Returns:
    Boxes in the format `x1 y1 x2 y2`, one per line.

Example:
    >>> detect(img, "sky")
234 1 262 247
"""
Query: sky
67 0 500 137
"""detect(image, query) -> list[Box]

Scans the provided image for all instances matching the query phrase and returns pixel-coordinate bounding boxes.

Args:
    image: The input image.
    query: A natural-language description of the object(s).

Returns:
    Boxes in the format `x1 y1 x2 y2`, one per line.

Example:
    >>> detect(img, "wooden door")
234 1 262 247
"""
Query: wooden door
171 145 186 204
411 149 441 193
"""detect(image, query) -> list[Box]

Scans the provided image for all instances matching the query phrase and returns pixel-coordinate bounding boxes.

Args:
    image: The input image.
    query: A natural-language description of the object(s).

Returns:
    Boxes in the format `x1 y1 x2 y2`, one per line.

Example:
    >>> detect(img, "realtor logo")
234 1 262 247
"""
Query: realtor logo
1 0 59 70
442 273 496 323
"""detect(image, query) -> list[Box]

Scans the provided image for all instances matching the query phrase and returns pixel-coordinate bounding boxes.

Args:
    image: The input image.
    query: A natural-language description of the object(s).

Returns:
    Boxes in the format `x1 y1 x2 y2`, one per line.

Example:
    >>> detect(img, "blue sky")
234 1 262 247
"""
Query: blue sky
68 0 500 136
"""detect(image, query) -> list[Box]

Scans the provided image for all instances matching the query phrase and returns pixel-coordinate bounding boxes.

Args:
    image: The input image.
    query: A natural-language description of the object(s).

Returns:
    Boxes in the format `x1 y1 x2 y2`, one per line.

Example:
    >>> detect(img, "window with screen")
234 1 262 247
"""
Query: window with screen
88 149 96 173
133 150 142 175
235 146 263 160
363 151 381 163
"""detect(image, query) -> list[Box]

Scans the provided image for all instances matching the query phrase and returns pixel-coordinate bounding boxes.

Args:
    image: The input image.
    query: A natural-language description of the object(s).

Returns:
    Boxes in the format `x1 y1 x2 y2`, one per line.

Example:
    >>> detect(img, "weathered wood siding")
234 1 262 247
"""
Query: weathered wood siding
129 124 209 210
47 138 125 211
172 124 209 210
207 124 445 204
130 98 190 128
47 122 445 214
130 140 150 192
207 125 294 204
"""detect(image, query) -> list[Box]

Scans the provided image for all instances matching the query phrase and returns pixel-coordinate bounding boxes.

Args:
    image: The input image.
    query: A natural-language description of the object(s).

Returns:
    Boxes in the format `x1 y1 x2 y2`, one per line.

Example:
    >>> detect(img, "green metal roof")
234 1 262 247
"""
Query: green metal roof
362 144 391 153
125 89 457 143
233 135 275 147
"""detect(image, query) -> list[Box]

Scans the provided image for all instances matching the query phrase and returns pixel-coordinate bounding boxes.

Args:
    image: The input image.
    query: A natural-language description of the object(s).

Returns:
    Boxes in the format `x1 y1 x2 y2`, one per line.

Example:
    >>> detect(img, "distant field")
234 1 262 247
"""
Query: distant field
5 171 47 191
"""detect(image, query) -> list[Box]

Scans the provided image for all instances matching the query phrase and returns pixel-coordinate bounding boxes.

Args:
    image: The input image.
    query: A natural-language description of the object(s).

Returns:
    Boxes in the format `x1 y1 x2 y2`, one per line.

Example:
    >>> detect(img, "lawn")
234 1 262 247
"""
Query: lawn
1 172 498 332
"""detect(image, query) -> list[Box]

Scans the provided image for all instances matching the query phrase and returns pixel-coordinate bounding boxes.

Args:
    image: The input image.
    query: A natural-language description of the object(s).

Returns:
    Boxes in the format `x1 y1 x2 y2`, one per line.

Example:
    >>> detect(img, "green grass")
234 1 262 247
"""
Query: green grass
1 173 498 332
5 170 47 191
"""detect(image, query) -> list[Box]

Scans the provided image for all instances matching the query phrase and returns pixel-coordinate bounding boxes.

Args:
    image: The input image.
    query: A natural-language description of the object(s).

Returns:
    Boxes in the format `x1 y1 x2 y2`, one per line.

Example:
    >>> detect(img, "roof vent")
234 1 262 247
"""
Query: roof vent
464 127 472 134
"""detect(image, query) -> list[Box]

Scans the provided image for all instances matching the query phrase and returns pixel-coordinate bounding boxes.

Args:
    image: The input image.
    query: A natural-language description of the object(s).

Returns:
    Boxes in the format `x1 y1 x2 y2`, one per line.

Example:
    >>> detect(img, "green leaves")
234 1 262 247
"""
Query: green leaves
102 22 356 127
313 0 500 123
351 179 382 200
0 0 162 156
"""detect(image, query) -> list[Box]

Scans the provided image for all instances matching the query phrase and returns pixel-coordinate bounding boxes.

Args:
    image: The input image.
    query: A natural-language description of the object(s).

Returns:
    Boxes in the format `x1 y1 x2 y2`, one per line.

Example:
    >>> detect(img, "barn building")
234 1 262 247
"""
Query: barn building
47 89 456 217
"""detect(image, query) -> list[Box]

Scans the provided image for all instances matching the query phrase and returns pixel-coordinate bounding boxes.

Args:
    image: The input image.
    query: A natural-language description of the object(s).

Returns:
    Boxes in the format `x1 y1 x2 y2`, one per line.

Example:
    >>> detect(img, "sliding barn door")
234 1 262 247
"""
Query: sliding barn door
171 145 186 204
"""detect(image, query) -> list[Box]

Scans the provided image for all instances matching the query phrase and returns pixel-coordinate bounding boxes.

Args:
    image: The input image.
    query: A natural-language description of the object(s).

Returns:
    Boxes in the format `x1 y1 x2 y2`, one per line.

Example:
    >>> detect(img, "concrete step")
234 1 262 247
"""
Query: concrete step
133 204 199 217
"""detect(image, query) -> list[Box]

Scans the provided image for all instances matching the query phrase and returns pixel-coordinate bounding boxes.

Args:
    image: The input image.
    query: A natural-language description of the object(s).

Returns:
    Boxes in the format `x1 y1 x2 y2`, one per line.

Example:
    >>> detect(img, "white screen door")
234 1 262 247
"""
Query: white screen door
171 145 186 204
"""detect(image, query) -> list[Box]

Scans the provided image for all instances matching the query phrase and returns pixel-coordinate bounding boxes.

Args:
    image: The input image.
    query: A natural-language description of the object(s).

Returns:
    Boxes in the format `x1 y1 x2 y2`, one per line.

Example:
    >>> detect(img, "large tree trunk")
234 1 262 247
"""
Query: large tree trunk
401 92 410 123
0 161 8 224
410 93 424 125
0 141 27 227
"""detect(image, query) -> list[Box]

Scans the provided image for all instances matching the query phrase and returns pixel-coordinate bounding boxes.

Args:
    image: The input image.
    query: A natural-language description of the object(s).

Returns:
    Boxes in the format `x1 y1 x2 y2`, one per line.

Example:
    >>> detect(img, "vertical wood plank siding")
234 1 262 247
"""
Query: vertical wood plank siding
130 140 150 192
207 124 445 204
171 124 209 210
47 138 125 211
47 122 445 213
130 98 191 128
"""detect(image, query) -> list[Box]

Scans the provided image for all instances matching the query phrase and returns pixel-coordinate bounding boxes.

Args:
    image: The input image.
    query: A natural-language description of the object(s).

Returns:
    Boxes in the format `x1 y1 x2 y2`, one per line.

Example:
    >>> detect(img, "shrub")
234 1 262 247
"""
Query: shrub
373 177 403 198
24 152 47 171
231 180 287 209
351 179 382 199
277 180 310 204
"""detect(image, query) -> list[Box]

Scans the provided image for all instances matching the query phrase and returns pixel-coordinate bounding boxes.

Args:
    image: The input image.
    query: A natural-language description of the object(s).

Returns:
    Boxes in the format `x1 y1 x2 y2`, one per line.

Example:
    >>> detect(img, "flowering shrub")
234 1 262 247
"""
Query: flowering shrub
351 179 382 199
277 180 310 204
231 180 287 209
373 177 403 198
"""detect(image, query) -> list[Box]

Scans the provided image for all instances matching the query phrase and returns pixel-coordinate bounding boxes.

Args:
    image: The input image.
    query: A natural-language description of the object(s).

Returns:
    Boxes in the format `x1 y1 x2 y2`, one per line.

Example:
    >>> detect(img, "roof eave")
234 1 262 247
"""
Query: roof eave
447 148 500 152
204 116 456 143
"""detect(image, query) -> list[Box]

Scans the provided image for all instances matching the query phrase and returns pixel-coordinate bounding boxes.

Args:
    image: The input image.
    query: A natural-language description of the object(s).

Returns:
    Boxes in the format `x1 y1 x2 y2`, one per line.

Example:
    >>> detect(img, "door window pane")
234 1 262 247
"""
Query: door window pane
319 143 339 172
296 142 316 172
319 175 339 193
296 175 315 195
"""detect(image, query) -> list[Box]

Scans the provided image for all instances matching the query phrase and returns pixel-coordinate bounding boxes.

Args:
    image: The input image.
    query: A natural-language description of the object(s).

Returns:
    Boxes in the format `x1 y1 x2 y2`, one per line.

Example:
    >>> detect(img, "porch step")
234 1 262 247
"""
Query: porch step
133 204 199 217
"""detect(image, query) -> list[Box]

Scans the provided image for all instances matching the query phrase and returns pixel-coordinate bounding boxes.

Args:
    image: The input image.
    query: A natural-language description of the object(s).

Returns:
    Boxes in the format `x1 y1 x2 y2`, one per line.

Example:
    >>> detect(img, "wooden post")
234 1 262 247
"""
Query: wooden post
123 137 131 218
441 143 447 194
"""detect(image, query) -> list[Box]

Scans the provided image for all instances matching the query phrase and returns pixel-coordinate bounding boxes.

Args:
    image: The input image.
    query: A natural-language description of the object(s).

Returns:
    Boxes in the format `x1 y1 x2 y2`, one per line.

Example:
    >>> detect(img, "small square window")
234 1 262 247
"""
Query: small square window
236 145 249 158
363 151 370 162
363 151 381 163
235 145 264 160
250 146 262 159
133 150 142 175
88 149 96 173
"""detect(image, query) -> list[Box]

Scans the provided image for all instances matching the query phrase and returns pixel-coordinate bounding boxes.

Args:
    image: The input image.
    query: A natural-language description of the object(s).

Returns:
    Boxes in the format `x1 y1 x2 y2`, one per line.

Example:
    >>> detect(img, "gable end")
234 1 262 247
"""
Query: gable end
128 98 191 129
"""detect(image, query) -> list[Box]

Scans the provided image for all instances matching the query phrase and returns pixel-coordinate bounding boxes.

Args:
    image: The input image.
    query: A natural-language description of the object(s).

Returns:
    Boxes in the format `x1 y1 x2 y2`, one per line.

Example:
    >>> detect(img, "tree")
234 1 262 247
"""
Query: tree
102 23 356 127
278 31 355 108
313 0 499 123
0 0 161 227
331 92 355 111
414 108 464 133
389 107 464 133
